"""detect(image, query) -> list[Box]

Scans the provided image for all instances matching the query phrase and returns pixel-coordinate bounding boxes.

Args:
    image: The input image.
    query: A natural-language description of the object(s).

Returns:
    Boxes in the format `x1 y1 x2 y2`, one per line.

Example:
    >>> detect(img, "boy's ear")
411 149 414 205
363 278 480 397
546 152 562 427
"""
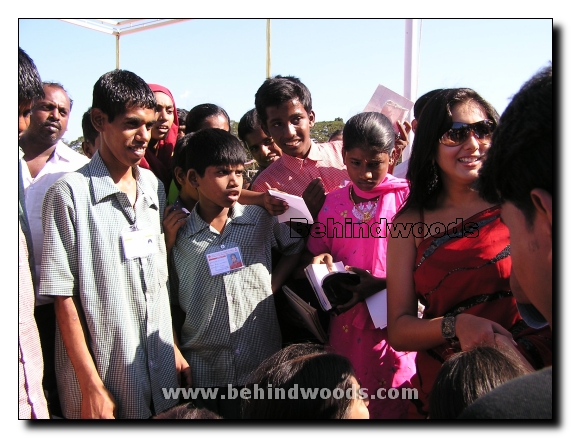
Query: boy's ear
174 166 186 186
90 108 107 133
187 169 200 188
308 110 316 128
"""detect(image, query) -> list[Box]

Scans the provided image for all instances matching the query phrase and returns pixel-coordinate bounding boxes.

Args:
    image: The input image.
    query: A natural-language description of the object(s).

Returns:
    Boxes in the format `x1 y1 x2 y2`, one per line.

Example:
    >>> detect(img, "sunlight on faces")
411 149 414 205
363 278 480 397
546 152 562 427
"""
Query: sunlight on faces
244 127 282 169
265 99 315 159
199 114 230 132
18 101 32 138
436 101 490 186
29 85 71 144
343 146 391 193
191 164 244 210
95 106 156 169
152 91 174 140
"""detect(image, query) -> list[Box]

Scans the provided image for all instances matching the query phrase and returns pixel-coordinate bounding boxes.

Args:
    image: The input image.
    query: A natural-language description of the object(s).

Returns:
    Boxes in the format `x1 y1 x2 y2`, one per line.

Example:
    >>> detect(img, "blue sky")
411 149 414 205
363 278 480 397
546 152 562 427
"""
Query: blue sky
18 18 552 143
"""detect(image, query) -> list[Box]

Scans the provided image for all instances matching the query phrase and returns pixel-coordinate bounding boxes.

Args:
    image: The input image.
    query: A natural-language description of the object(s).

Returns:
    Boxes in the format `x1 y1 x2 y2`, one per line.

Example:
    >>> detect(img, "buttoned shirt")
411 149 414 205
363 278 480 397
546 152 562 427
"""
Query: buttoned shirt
39 152 178 419
172 203 304 387
22 140 89 305
19 200 49 419
251 140 349 196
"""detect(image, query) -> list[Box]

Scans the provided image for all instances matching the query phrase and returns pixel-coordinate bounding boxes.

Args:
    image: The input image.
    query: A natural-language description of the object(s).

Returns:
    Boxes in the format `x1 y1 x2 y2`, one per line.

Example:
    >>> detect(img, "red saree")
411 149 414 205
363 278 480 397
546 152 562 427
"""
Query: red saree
408 206 552 418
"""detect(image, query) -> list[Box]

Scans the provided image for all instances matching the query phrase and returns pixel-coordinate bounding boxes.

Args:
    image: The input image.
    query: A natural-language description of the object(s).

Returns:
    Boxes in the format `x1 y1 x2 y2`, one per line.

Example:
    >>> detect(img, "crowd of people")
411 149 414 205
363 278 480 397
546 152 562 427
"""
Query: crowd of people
18 45 553 420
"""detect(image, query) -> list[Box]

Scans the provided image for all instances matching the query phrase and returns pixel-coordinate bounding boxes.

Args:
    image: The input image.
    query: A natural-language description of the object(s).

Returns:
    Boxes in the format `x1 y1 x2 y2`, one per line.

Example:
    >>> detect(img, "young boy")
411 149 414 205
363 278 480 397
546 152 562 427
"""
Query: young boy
237 108 282 186
39 70 189 419
251 75 349 218
81 107 100 158
171 128 304 418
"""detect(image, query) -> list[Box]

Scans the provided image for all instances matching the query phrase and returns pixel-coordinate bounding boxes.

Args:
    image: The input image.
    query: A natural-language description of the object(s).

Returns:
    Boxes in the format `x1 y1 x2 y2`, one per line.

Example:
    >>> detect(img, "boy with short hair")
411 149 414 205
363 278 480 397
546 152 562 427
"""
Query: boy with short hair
171 128 304 418
40 69 189 419
81 108 100 158
251 75 349 218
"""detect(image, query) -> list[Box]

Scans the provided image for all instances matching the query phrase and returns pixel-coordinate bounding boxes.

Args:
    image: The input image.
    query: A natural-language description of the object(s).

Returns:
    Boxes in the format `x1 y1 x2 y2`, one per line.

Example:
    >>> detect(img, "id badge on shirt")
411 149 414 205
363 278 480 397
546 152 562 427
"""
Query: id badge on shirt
206 246 244 276
121 226 159 260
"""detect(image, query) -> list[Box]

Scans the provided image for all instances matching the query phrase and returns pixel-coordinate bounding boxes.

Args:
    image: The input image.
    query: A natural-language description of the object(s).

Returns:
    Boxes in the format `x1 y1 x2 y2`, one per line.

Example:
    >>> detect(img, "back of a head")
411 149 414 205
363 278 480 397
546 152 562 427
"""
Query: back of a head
242 344 356 420
185 128 247 177
19 47 44 104
400 87 499 213
82 108 99 144
478 64 552 222
254 75 312 127
343 112 395 156
429 346 529 419
237 108 259 142
92 69 156 123
185 103 230 134
413 89 444 120
153 404 221 419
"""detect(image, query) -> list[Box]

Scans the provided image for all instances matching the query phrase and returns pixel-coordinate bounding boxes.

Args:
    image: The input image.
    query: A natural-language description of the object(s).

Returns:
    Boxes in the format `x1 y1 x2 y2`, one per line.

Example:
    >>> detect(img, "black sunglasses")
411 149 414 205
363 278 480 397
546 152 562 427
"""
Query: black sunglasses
440 119 495 147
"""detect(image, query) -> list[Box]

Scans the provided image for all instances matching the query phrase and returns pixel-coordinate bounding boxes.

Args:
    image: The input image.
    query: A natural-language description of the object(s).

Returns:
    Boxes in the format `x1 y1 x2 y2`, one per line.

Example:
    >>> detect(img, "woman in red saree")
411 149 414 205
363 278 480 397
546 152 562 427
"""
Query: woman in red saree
385 88 552 419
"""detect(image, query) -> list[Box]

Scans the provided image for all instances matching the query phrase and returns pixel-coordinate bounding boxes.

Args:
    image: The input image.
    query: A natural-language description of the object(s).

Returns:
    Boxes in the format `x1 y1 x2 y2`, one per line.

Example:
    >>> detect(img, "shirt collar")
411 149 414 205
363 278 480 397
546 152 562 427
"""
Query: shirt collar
183 202 256 238
88 152 158 209
280 142 324 172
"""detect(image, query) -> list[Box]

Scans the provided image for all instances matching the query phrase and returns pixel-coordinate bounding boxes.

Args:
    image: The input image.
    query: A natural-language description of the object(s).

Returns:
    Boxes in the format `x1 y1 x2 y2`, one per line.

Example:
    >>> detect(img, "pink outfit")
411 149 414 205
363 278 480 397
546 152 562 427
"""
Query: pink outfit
307 174 416 419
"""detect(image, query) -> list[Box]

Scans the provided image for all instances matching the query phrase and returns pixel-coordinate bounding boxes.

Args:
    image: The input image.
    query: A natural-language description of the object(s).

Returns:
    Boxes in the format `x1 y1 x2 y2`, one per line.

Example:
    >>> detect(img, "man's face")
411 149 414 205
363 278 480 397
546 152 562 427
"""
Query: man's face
264 99 315 159
18 101 32 138
244 127 282 169
28 85 71 145
500 200 552 319
96 105 155 170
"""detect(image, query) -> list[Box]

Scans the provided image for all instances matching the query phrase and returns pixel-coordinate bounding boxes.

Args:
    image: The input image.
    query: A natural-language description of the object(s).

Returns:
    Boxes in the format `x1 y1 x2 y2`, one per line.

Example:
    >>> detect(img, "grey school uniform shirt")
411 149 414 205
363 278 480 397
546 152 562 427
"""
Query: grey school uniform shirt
39 152 178 419
172 203 304 387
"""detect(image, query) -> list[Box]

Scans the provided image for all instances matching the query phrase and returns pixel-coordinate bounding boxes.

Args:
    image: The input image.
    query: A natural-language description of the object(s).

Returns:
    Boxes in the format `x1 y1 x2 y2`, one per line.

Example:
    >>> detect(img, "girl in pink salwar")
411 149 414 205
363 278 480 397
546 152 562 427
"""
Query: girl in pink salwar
307 112 416 419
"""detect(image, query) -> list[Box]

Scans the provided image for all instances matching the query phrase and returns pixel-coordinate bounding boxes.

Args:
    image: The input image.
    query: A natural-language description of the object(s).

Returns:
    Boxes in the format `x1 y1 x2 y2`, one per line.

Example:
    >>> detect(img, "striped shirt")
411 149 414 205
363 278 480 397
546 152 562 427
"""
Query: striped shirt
172 203 304 387
251 141 349 196
39 152 178 419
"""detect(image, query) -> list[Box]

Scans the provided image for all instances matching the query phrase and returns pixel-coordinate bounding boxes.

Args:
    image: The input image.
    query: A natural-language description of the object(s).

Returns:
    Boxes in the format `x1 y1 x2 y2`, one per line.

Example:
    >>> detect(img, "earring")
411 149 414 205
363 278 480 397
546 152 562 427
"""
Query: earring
427 162 439 193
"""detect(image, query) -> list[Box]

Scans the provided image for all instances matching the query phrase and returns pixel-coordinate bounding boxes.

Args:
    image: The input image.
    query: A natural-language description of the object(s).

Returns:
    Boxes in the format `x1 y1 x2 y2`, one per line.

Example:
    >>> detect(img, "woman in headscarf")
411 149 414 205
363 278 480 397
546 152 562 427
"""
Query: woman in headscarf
140 83 179 193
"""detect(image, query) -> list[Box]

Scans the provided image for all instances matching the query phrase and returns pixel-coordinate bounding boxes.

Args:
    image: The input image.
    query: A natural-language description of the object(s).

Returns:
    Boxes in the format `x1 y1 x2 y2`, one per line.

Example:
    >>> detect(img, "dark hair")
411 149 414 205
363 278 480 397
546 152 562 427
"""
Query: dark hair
413 89 444 120
242 343 359 419
478 65 552 224
343 112 395 155
92 69 156 123
328 129 343 142
398 88 499 214
254 75 313 127
429 345 529 419
171 133 195 190
43 82 73 110
153 404 221 420
185 103 231 134
237 108 259 142
81 108 99 144
19 47 44 104
185 128 247 177
177 108 188 126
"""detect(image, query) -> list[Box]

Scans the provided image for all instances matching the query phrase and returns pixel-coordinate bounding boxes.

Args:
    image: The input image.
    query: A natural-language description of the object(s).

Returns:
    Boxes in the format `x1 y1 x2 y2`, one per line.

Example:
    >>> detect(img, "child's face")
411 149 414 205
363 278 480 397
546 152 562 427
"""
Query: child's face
151 91 175 141
342 146 392 192
192 163 244 209
199 115 230 132
244 127 282 169
96 105 156 169
264 99 315 159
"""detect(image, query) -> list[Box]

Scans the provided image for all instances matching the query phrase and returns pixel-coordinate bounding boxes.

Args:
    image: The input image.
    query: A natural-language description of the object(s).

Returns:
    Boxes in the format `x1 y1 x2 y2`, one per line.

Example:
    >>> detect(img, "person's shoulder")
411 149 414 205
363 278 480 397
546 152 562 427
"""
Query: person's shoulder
458 367 552 419
56 142 90 164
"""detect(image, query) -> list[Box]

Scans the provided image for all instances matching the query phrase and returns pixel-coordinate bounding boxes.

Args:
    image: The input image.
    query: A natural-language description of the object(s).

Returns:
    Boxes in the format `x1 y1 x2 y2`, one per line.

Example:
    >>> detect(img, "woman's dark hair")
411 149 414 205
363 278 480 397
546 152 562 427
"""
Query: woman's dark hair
428 345 529 419
242 343 360 419
185 128 247 177
92 70 156 123
343 112 395 155
254 75 313 127
185 103 230 134
398 88 499 215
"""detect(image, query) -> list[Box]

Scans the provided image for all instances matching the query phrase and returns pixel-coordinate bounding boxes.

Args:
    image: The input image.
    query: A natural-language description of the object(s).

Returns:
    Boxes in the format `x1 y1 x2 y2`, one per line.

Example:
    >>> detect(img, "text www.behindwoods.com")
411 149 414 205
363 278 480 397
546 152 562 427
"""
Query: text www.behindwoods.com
162 384 418 401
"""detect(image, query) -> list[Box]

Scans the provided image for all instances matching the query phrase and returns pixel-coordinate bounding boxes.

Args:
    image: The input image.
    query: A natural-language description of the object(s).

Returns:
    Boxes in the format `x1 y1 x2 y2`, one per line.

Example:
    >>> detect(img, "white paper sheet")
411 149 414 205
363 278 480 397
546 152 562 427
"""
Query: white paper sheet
268 190 314 224
365 289 388 329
